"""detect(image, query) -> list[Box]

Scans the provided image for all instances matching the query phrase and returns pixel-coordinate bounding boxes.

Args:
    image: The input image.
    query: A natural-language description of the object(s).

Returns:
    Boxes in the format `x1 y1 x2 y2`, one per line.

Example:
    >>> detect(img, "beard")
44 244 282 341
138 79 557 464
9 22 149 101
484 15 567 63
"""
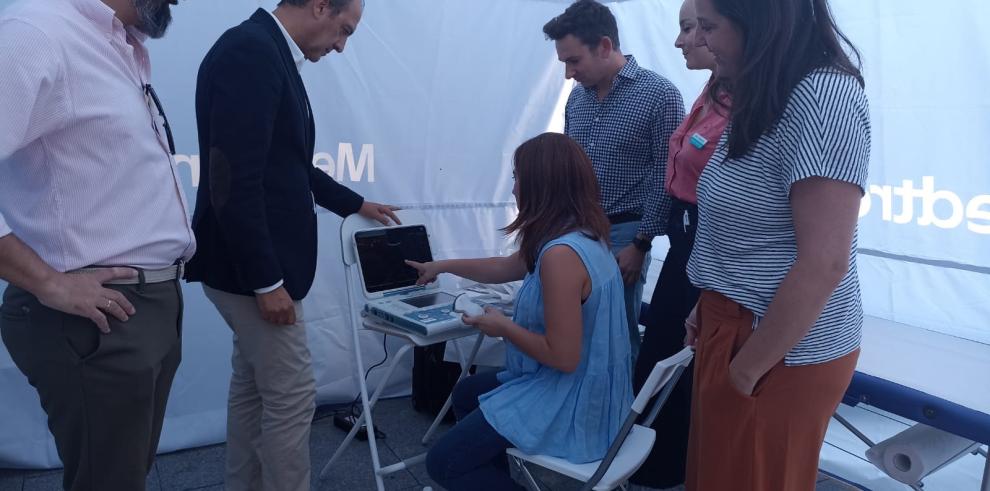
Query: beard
133 0 173 39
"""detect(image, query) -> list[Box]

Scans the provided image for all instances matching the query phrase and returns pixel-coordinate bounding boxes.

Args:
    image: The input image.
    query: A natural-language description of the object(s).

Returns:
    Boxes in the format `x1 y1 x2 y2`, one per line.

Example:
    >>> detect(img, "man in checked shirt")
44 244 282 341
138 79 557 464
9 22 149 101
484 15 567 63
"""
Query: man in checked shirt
544 0 685 359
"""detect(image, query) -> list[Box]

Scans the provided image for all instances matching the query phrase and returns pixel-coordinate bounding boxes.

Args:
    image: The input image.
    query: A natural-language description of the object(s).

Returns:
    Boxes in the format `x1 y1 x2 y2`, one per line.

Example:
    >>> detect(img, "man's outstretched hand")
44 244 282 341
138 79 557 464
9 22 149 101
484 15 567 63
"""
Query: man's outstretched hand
358 201 401 226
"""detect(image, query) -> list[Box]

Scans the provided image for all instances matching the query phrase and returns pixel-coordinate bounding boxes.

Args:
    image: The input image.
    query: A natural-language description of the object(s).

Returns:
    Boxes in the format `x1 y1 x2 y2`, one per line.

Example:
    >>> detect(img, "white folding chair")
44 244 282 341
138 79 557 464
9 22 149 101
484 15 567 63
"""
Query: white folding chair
319 210 486 491
507 347 695 491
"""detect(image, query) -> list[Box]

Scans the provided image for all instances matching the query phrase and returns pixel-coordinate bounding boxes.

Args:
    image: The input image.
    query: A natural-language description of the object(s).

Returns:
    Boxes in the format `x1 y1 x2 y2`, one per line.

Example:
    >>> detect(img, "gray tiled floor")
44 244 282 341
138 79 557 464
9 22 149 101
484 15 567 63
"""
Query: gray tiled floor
0 397 859 491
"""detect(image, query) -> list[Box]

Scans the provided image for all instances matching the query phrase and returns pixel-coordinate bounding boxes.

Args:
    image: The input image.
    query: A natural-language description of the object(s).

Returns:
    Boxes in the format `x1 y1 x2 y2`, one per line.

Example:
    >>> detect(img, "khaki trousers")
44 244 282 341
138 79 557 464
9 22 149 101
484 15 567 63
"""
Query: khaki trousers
203 286 315 491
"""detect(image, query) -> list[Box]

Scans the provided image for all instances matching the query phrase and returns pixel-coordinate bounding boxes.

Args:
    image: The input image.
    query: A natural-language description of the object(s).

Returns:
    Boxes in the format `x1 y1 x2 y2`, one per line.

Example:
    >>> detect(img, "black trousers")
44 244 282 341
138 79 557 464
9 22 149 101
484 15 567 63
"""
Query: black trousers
630 199 700 488
0 278 182 491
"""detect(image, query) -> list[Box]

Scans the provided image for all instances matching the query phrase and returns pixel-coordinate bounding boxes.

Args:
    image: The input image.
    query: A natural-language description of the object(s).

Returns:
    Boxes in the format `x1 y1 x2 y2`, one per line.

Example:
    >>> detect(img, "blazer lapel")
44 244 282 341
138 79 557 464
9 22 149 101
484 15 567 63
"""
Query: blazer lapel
251 9 315 155
303 93 315 155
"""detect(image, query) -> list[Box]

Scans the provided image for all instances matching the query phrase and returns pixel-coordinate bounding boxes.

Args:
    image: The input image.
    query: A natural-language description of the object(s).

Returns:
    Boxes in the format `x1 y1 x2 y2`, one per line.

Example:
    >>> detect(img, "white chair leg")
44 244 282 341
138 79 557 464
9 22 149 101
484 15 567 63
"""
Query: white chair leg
322 279 371 481
347 310 387 490
358 357 387 491
322 274 416 491
365 343 415 408
321 342 416 483
510 455 542 491
422 333 485 444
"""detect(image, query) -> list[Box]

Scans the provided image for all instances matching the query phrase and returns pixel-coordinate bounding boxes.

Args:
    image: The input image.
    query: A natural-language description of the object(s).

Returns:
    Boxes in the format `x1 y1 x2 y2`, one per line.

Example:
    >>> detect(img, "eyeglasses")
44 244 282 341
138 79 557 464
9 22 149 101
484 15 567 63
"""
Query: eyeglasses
143 83 176 155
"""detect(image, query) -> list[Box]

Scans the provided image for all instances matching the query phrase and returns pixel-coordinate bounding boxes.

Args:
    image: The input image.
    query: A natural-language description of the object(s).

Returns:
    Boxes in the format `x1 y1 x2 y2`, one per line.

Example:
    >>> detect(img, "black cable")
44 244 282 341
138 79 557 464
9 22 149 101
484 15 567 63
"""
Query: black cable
314 333 391 423
347 333 390 418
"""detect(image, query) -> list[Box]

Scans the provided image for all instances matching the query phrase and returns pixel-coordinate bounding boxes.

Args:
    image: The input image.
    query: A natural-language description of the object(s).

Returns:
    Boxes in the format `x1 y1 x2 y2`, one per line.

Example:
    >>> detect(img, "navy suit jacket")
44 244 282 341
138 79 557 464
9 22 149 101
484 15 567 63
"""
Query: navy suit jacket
185 9 363 300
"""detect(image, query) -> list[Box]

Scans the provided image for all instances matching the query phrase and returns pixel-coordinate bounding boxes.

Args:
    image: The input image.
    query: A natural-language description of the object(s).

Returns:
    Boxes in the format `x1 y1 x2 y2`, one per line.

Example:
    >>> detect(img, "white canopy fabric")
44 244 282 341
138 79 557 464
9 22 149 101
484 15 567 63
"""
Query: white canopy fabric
0 0 987 472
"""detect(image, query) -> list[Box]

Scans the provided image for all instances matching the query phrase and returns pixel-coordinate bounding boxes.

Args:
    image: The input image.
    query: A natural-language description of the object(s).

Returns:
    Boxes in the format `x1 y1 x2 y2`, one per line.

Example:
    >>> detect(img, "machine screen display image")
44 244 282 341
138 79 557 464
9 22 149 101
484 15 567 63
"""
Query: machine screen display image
355 225 433 293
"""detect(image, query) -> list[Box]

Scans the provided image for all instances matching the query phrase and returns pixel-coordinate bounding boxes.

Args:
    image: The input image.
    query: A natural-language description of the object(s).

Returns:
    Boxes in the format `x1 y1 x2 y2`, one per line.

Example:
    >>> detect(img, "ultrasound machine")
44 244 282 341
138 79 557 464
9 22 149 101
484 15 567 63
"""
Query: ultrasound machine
353 224 468 336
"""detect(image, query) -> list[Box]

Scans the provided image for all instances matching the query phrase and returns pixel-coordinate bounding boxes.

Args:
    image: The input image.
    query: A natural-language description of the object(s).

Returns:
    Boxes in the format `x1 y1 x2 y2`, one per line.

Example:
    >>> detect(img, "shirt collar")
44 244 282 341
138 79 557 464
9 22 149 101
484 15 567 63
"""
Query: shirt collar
616 54 640 81
267 10 306 72
127 25 148 44
69 0 124 40
580 54 641 97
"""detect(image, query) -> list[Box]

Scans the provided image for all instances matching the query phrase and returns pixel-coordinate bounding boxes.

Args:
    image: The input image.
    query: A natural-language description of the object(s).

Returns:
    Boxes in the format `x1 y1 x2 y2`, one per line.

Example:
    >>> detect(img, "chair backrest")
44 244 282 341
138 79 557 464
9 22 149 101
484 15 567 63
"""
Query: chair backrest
577 346 695 491
631 346 695 415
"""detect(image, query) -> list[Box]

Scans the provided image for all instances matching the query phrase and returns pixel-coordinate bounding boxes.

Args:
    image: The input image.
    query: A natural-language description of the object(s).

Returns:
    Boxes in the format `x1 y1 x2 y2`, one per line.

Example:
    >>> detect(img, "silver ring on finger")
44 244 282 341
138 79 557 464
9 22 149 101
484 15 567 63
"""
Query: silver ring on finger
106 299 113 310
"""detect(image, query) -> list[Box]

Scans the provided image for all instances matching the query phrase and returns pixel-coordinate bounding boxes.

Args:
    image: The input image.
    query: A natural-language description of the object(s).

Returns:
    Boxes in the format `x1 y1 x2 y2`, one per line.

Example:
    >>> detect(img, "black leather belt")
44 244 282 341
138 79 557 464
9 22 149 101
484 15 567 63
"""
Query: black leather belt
607 212 642 225
670 198 697 214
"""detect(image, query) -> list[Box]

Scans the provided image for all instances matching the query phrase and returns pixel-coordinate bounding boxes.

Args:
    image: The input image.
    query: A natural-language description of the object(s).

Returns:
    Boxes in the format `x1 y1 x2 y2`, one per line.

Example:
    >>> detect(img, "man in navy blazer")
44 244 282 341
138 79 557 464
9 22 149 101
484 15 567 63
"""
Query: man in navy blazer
185 1 396 489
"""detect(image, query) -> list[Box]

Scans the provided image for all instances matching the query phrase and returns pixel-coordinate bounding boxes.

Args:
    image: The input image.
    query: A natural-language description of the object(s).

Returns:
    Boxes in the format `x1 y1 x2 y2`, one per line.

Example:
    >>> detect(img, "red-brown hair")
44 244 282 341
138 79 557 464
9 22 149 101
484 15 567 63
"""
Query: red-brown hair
503 133 610 271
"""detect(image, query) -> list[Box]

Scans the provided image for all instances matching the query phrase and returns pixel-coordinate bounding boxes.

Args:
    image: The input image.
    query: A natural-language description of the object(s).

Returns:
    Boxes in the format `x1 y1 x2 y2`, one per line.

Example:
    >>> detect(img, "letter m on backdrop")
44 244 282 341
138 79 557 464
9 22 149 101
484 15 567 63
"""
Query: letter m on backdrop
312 143 375 182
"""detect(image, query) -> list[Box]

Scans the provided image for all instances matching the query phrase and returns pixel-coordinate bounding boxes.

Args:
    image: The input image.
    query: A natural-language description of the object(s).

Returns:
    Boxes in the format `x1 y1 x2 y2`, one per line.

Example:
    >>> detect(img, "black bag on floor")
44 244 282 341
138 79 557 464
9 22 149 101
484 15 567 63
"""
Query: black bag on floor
411 342 466 422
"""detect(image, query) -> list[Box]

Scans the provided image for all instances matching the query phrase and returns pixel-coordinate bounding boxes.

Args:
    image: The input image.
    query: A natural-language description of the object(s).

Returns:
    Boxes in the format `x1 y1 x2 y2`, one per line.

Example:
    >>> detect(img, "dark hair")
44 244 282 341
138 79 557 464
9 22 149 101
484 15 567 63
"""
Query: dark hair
543 0 620 51
714 0 863 158
503 133 611 272
277 0 362 14
703 75 730 116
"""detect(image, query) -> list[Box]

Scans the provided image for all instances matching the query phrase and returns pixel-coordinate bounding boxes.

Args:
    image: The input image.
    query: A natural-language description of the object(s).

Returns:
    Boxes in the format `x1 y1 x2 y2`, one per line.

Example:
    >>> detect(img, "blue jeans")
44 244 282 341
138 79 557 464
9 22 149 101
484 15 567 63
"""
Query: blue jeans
425 372 524 490
609 221 650 361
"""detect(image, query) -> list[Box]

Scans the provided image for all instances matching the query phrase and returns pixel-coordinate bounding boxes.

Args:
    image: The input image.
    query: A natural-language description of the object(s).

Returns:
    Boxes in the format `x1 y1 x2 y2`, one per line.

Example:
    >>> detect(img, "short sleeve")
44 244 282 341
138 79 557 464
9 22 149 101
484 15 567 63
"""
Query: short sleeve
777 69 871 194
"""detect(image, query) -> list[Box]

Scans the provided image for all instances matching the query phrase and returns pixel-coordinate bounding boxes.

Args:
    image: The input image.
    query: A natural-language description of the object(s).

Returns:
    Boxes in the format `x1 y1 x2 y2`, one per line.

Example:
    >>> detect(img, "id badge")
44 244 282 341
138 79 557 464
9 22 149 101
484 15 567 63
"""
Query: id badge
689 132 708 149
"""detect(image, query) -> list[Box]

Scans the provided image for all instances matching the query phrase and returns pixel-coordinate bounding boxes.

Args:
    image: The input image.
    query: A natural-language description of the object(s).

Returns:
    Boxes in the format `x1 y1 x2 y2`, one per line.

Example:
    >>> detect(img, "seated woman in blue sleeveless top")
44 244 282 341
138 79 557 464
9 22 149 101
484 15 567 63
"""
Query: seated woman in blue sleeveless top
407 133 633 491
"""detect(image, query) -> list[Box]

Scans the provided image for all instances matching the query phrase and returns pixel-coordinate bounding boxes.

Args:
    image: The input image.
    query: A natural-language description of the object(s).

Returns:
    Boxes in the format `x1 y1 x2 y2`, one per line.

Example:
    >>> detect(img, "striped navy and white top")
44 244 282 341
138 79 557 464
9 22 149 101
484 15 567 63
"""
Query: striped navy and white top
687 68 871 366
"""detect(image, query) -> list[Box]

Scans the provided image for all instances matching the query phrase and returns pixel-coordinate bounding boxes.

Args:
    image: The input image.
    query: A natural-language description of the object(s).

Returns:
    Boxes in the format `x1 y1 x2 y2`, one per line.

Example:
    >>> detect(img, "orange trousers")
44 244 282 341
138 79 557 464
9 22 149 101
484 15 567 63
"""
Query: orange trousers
685 291 858 491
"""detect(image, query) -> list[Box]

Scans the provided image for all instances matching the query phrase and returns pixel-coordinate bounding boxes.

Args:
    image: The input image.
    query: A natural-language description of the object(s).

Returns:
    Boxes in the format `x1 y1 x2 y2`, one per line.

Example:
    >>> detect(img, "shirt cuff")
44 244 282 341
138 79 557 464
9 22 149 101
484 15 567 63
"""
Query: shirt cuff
254 279 284 294
0 213 11 238
637 222 661 238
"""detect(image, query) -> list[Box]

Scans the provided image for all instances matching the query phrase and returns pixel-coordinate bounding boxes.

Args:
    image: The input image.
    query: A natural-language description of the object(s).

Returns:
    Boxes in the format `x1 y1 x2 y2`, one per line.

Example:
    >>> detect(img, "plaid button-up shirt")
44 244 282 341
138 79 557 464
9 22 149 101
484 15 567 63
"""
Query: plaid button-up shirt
565 55 684 237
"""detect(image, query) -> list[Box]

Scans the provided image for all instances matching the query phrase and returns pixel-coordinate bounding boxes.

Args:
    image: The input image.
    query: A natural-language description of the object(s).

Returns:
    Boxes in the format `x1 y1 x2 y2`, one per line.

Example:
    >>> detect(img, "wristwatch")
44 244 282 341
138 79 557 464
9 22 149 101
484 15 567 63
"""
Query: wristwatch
632 235 653 253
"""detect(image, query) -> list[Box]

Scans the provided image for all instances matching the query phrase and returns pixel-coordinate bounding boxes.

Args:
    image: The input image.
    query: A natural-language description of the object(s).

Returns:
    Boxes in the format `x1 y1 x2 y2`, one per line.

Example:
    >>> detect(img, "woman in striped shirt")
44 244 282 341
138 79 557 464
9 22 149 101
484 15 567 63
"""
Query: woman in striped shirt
684 0 871 489
629 0 729 488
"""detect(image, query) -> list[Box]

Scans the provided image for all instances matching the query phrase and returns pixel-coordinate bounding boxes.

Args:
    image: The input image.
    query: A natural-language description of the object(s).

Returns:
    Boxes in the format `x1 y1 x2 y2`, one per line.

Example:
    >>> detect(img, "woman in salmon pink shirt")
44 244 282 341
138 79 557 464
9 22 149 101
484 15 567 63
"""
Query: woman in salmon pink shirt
628 0 730 487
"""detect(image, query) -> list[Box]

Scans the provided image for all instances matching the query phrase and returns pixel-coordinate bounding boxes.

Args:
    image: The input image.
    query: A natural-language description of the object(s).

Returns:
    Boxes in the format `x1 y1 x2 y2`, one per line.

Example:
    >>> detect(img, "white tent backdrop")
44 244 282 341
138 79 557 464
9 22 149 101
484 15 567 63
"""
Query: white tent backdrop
0 0 987 482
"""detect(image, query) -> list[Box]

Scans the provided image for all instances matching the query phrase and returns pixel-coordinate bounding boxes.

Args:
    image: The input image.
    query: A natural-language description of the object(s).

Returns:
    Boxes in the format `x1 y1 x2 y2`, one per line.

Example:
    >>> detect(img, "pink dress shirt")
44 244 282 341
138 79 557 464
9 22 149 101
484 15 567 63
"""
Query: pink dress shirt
664 85 731 204
0 0 195 271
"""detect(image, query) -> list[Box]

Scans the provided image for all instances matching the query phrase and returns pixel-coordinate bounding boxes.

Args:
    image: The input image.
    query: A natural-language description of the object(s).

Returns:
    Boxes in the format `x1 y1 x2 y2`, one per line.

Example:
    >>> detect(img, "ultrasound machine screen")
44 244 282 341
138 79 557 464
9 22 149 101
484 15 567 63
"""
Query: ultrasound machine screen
355 225 434 293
